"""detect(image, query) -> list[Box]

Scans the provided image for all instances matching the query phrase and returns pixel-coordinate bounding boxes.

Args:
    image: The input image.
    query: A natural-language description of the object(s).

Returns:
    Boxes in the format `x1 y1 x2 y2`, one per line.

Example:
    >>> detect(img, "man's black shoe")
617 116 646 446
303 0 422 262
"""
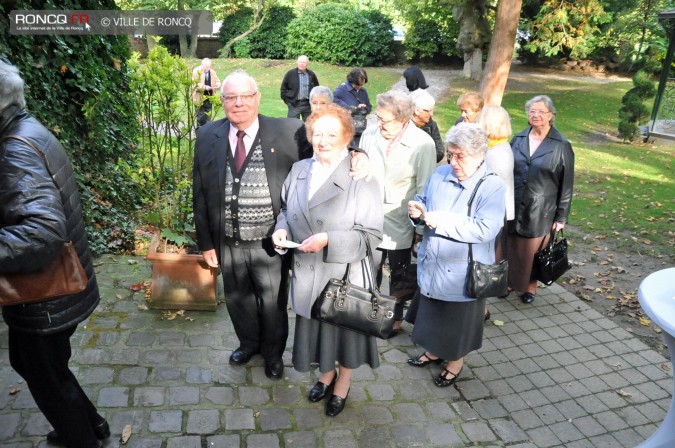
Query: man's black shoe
47 419 110 444
229 347 255 365
265 359 284 379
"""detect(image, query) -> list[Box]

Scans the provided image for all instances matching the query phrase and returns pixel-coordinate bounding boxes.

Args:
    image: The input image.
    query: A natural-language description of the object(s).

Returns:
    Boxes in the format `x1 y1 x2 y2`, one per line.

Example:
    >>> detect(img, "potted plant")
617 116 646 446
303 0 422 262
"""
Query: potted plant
128 44 218 311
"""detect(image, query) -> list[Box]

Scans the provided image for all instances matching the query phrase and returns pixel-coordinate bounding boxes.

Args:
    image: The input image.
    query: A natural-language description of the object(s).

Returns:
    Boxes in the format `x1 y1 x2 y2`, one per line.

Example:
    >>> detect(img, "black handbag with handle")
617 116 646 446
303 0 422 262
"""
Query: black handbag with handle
464 174 509 299
533 229 572 285
312 232 396 339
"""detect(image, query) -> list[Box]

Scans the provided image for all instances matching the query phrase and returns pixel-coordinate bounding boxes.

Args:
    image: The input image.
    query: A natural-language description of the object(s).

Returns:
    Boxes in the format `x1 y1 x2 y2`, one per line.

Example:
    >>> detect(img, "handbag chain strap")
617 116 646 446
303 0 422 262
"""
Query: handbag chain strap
465 173 495 263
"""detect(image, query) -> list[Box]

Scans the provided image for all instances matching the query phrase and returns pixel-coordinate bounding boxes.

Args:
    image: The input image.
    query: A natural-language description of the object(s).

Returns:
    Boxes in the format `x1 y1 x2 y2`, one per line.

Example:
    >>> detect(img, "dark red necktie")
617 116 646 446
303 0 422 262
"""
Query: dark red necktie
235 130 246 172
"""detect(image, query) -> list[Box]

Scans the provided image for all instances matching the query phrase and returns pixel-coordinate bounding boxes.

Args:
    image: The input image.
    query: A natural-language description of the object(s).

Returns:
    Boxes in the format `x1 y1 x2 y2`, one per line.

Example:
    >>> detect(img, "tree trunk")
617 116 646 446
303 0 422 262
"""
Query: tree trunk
190 33 199 58
479 0 523 106
462 48 483 80
177 0 188 57
146 35 156 52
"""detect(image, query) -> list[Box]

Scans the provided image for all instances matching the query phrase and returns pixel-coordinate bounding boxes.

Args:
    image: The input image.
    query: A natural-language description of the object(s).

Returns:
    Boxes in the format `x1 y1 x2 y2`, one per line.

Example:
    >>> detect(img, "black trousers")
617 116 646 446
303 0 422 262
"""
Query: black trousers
196 96 214 127
376 248 413 321
9 326 101 448
286 100 312 122
219 245 289 362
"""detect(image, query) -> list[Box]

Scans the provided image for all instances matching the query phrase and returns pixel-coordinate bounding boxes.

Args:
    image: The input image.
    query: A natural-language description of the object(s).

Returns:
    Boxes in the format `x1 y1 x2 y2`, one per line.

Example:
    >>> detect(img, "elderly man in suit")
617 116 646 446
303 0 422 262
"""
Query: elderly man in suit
192 58 221 127
193 70 369 379
280 55 319 122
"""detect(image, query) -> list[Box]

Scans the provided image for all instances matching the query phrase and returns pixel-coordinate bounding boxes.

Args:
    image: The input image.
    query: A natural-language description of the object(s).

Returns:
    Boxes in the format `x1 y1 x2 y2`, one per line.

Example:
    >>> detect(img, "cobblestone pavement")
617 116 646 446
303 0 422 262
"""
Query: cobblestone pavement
0 255 672 448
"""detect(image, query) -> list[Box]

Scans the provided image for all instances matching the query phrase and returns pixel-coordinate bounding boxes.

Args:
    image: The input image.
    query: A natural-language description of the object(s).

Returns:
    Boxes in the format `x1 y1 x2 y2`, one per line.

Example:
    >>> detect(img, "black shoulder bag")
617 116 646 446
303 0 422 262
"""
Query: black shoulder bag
312 232 396 339
465 174 509 299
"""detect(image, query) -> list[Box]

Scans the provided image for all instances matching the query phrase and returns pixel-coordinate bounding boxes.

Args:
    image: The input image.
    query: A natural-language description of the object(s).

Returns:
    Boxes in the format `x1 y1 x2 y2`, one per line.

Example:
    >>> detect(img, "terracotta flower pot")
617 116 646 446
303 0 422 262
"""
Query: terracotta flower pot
146 234 218 311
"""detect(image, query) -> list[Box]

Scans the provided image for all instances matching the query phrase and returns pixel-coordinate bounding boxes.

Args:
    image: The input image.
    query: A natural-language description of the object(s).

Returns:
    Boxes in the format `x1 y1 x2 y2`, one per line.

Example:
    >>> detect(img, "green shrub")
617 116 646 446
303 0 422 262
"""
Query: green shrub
362 10 395 66
617 70 656 142
220 6 295 59
403 17 461 61
0 0 141 255
128 45 198 246
286 4 393 66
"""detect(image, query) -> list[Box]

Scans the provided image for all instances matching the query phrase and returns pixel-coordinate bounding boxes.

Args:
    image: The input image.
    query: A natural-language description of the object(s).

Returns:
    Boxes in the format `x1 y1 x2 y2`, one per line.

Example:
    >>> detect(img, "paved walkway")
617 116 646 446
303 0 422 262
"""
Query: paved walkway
0 255 672 447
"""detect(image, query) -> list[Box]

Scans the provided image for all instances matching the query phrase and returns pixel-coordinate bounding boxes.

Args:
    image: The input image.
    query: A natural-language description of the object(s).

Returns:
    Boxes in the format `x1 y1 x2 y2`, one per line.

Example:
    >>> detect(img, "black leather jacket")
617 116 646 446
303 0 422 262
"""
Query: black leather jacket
0 107 100 334
511 125 574 237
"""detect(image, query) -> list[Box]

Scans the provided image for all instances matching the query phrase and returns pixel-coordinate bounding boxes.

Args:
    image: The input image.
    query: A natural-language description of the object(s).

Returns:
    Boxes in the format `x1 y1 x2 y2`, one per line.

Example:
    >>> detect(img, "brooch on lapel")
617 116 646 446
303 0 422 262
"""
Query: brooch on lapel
270 148 276 153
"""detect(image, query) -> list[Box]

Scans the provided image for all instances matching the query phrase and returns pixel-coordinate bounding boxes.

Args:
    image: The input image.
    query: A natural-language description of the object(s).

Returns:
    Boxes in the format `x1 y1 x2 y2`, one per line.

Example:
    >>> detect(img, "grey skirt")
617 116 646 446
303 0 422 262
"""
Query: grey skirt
409 293 486 361
292 315 380 373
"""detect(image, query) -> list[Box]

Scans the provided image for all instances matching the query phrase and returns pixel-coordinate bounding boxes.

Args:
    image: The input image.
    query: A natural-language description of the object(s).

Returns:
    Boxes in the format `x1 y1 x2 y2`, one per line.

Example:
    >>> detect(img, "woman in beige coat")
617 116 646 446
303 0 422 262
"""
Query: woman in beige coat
359 90 436 333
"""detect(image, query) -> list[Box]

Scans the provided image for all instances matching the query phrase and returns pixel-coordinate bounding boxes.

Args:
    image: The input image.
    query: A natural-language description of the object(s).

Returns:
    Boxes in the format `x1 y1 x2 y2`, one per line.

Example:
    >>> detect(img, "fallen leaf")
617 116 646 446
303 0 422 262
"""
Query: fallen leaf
639 316 651 326
185 316 195 322
9 387 20 395
655 328 662 334
162 311 178 320
115 294 123 300
493 319 504 326
617 389 632 398
583 285 595 291
661 363 671 371
120 424 132 444
606 295 616 300
626 327 634 333
130 282 144 291
111 256 118 262
138 304 148 311
127 259 138 265
579 293 593 302
254 411 260 418
594 288 603 293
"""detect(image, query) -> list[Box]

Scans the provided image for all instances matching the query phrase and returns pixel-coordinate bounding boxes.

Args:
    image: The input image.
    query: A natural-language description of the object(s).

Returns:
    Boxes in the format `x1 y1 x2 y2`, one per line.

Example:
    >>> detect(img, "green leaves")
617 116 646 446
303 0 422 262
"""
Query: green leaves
285 4 393 66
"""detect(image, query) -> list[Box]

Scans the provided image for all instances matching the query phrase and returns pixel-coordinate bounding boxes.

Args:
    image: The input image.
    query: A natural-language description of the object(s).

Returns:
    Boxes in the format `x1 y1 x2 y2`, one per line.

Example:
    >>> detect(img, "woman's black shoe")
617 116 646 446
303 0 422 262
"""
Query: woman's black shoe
47 419 110 444
308 375 336 402
520 292 535 304
326 389 350 417
434 366 463 387
407 352 443 367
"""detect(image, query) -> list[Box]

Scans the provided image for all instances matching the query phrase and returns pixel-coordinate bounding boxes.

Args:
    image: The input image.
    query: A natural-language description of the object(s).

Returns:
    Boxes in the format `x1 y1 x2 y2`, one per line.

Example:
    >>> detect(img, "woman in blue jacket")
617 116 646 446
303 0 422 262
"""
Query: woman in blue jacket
406 123 505 387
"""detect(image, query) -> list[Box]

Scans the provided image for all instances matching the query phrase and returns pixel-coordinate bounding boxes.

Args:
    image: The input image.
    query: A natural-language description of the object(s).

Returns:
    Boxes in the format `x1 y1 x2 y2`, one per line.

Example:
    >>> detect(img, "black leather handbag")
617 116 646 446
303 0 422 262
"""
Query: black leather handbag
312 233 396 339
464 174 509 299
533 230 572 285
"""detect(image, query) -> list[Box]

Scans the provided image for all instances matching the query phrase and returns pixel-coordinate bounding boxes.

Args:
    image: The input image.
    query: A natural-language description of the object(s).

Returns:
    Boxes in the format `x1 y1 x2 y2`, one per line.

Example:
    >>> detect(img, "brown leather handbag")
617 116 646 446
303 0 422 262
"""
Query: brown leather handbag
0 241 87 306
0 135 87 306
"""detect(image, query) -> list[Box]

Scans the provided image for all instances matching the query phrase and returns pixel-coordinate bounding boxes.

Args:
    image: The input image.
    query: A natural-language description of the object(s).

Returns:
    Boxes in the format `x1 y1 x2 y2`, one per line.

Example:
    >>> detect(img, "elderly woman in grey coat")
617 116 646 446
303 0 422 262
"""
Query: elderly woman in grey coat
359 90 436 334
272 104 383 417
407 123 505 387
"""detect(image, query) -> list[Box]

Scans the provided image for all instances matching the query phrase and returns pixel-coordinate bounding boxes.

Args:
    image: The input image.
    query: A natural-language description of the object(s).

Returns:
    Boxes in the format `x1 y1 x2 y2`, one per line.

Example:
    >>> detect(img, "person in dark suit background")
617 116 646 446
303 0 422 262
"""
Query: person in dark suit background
193 70 369 380
280 55 319 122
403 66 429 92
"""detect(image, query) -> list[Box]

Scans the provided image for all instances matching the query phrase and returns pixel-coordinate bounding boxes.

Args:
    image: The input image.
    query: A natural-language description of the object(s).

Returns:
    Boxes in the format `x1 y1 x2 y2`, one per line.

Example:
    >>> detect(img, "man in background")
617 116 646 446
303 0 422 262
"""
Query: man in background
280 55 319 121
192 58 221 127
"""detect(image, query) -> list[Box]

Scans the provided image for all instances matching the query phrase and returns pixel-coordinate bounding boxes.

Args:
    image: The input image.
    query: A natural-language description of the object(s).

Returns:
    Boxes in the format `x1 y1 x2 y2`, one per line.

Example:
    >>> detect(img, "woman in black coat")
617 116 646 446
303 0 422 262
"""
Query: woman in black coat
508 95 574 304
0 61 109 448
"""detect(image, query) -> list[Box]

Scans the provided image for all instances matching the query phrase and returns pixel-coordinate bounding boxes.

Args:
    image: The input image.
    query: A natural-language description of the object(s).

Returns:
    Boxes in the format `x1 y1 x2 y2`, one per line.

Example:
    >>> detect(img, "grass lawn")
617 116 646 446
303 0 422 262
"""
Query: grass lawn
187 58 401 120
436 75 673 257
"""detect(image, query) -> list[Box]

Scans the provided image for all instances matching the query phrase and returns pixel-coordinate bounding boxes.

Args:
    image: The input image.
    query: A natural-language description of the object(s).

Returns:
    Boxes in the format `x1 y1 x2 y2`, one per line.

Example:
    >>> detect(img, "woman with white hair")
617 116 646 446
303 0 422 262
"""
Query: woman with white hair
0 60 109 447
309 86 333 112
359 90 436 335
409 88 444 162
406 123 505 387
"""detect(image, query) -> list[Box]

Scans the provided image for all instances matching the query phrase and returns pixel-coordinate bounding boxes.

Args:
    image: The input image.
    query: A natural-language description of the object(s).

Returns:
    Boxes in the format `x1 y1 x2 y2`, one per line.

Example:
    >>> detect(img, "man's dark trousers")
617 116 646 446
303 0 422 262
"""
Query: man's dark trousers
287 99 312 122
219 244 289 362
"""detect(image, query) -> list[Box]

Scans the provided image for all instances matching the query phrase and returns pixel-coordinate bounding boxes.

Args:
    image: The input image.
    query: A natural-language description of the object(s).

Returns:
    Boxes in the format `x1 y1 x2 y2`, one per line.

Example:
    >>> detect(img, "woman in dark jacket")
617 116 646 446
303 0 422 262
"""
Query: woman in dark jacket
333 68 371 147
508 95 574 304
0 61 108 448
